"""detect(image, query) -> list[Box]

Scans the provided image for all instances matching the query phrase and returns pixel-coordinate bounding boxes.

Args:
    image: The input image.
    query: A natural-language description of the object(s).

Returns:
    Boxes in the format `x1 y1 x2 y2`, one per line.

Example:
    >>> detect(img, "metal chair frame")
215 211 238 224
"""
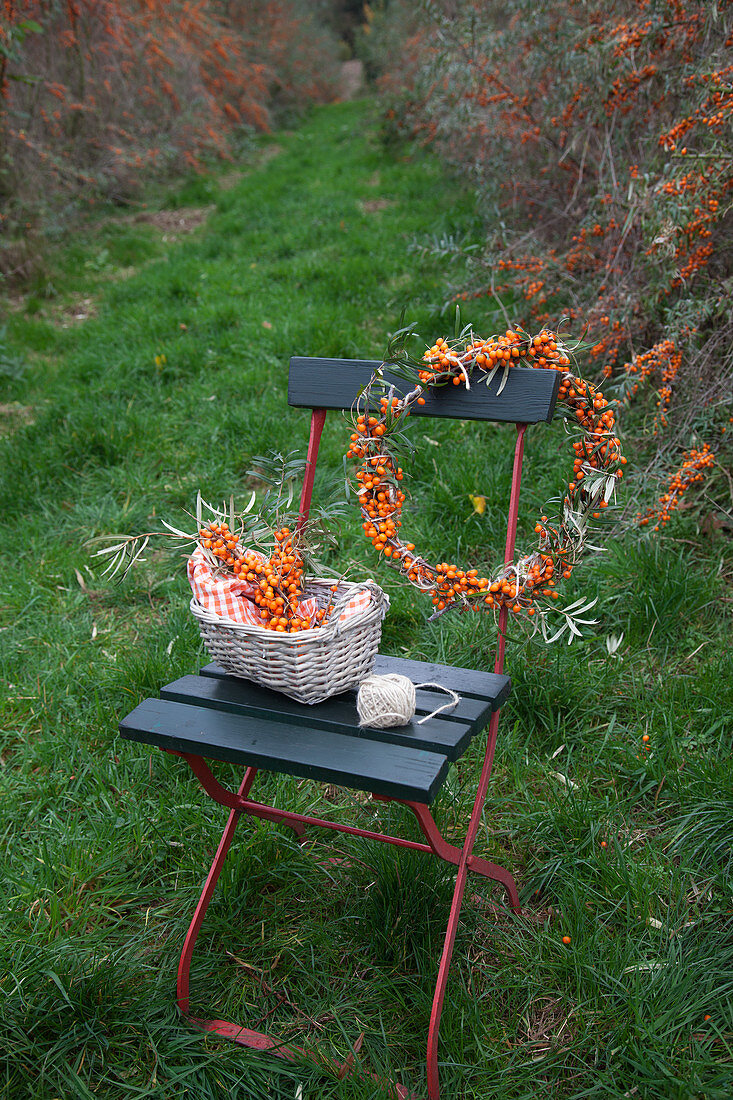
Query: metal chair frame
127 356 559 1098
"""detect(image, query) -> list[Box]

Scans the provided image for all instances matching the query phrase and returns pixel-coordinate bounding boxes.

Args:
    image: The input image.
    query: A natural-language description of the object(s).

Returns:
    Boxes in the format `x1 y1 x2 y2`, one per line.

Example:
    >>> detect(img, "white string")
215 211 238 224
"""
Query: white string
413 682 461 724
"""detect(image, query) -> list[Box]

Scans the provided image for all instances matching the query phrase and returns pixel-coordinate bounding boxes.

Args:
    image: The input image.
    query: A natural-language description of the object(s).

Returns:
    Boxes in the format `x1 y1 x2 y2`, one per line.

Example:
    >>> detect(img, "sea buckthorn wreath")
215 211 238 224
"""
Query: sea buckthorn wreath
347 322 626 641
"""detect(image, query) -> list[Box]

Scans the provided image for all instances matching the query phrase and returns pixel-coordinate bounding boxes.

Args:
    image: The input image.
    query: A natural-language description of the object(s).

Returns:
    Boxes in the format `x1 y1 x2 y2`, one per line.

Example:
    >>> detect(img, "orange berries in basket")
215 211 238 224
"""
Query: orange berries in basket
197 520 315 633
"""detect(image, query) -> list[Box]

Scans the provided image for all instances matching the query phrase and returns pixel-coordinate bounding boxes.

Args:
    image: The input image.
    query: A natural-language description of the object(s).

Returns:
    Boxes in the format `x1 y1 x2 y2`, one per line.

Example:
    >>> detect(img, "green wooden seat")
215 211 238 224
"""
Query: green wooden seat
121 657 510 803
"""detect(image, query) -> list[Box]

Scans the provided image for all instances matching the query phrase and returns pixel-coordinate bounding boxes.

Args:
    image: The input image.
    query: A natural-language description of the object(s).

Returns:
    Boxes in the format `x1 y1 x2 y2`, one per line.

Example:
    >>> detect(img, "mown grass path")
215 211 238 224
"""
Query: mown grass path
1 101 732 1099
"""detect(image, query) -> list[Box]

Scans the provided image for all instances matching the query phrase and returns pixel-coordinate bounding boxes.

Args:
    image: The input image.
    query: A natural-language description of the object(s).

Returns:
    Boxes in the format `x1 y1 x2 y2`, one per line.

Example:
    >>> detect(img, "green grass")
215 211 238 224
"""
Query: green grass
1 99 732 1099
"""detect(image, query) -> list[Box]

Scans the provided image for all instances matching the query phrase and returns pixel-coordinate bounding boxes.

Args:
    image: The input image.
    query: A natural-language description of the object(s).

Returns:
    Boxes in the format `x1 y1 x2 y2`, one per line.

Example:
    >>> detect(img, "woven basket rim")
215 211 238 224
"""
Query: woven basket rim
189 576 388 642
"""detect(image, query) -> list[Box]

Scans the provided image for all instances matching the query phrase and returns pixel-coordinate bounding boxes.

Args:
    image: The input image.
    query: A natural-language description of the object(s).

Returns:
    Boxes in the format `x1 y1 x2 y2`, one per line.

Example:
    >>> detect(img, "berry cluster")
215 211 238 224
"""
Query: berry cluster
637 444 715 530
197 520 332 632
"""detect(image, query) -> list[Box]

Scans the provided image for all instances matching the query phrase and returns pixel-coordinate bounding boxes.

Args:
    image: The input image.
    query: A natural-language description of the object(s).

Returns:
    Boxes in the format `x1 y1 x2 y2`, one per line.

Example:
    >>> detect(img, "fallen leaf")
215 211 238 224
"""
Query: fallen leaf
550 770 578 791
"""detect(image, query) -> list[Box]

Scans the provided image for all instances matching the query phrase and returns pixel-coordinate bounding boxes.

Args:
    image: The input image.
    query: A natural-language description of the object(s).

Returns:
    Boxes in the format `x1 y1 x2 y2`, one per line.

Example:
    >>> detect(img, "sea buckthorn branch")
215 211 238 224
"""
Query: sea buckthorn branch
620 338 683 435
193 514 336 632
347 323 626 641
637 443 715 531
617 334 728 529
92 476 347 633
94 512 340 633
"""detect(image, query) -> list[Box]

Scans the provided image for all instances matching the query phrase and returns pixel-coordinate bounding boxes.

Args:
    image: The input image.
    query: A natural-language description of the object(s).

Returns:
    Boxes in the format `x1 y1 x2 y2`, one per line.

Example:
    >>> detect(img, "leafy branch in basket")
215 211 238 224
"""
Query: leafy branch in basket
245 450 347 567
92 453 331 579
90 451 350 633
90 492 253 583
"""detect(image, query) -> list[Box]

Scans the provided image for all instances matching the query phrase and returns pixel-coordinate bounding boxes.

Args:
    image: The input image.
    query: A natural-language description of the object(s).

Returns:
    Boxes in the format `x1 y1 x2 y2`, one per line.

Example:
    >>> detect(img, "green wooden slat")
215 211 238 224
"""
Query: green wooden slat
288 357 559 424
120 698 450 803
372 655 511 703
200 658 510 707
162 673 487 761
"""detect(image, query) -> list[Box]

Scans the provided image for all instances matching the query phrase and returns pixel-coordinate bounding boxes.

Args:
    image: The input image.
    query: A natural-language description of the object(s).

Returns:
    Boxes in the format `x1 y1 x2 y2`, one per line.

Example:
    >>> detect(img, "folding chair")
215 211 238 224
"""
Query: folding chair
119 355 559 1098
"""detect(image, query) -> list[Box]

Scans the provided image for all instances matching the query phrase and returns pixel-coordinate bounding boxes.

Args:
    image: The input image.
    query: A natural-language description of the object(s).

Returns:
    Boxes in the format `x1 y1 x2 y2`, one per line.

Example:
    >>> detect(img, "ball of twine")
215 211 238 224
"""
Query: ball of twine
357 673 460 729
357 673 416 728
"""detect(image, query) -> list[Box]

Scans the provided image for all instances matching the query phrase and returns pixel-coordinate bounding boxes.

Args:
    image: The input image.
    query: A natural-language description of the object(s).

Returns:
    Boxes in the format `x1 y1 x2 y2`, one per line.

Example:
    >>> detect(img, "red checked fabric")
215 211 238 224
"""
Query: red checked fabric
187 549 371 628
333 588 372 620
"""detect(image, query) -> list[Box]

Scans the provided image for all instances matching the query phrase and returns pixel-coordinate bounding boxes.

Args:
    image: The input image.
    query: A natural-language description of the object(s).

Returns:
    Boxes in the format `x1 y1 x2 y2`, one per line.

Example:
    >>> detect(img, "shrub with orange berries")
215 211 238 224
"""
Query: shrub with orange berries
364 0 732 539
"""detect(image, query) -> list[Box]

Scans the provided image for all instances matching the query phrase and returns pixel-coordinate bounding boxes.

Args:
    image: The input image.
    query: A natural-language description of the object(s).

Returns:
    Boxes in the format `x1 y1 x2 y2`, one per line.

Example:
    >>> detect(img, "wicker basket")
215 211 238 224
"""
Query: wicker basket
190 578 389 704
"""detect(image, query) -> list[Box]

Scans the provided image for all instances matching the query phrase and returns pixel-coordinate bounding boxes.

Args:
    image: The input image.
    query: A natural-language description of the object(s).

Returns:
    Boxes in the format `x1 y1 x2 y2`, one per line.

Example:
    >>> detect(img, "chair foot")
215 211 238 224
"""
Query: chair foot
467 853 521 913
182 1007 415 1097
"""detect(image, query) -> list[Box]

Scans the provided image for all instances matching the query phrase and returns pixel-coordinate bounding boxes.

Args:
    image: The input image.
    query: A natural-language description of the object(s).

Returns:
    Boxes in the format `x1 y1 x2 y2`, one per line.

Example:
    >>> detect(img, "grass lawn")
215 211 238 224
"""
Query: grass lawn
1 99 732 1099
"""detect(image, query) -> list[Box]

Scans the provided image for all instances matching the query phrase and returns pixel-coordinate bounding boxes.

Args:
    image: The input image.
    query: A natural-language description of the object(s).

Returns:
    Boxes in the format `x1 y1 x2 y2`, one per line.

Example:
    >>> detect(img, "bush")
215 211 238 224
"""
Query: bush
359 0 733 526
0 1 342 215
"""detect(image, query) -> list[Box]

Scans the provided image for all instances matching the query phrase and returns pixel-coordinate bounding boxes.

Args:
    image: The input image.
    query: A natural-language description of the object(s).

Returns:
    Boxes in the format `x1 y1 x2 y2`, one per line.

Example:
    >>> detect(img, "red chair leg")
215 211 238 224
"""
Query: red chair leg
177 767 250 1018
176 702 518 1100
427 861 471 1100
424 706 519 1099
